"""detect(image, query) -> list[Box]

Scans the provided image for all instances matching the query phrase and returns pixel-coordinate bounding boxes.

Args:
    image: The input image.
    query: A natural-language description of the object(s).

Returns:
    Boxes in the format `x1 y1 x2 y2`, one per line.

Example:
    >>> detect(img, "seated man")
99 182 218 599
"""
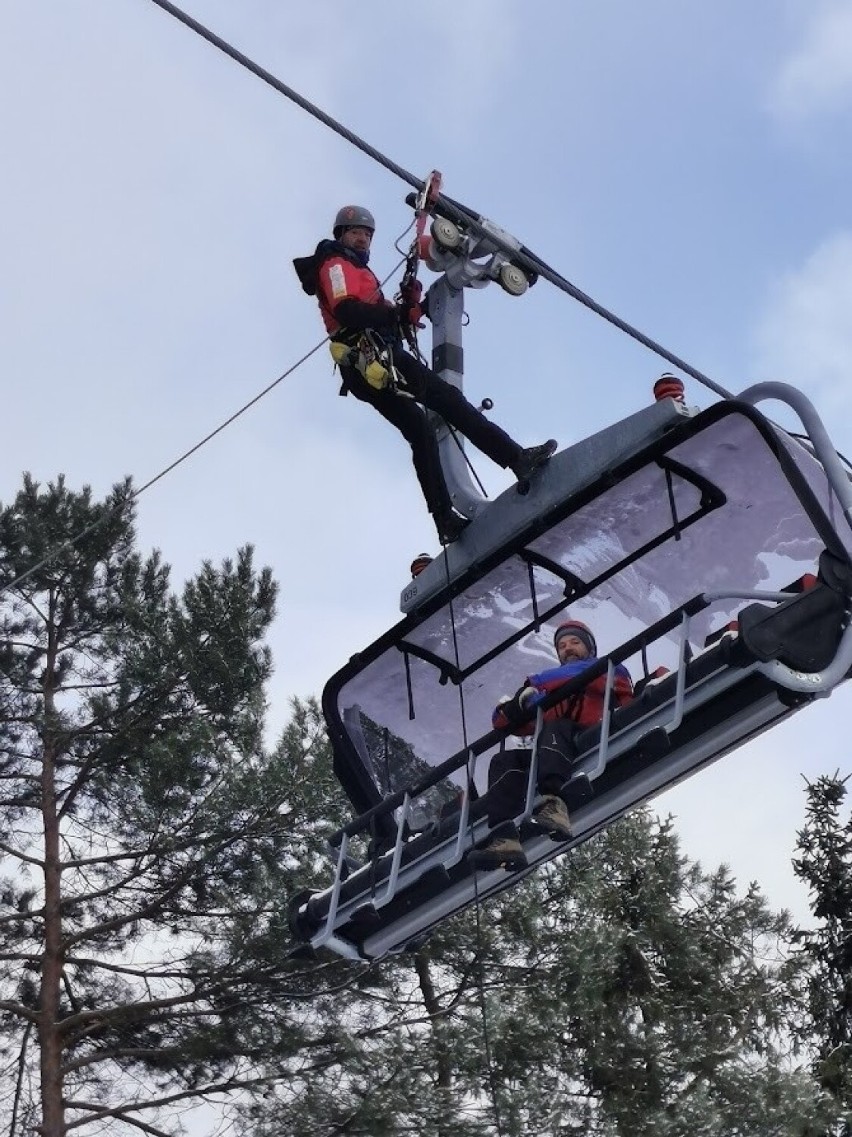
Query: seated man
469 619 634 871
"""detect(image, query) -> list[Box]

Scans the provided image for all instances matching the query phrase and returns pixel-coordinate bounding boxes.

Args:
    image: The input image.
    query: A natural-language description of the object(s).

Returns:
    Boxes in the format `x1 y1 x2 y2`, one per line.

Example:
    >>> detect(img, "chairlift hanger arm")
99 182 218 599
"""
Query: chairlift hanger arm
739 382 852 530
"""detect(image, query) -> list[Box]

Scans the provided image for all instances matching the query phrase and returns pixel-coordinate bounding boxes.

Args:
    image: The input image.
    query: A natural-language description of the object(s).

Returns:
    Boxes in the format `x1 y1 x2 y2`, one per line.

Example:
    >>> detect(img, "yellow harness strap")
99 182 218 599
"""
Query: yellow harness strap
329 336 390 390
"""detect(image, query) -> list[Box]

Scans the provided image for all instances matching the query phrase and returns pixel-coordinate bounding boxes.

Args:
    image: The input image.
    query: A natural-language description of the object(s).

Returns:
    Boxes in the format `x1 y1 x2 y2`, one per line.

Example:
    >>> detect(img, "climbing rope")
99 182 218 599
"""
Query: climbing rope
0 255 406 596
1 337 327 594
439 551 506 1137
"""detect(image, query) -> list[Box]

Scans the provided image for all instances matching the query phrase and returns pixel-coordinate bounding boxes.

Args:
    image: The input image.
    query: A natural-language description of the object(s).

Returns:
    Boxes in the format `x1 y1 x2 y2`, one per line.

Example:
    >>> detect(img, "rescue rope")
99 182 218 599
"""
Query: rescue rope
147 0 735 401
1 338 325 593
0 255 406 596
439 552 506 1137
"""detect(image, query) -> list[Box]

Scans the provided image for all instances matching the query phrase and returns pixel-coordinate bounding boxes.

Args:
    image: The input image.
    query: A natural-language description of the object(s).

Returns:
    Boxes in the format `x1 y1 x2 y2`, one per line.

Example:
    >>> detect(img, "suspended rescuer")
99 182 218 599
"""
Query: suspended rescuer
293 205 557 545
470 619 634 871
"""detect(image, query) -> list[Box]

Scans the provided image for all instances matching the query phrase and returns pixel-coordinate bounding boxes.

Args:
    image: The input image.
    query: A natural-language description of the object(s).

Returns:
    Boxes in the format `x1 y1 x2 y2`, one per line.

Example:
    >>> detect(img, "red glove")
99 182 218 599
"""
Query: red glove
398 279 425 327
399 302 424 327
400 278 423 306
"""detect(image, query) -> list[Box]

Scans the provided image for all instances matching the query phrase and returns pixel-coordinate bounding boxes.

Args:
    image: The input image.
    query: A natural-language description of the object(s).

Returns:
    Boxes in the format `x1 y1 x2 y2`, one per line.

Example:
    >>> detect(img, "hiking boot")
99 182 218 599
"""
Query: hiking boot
468 833 528 872
435 510 471 545
512 439 557 482
532 794 573 840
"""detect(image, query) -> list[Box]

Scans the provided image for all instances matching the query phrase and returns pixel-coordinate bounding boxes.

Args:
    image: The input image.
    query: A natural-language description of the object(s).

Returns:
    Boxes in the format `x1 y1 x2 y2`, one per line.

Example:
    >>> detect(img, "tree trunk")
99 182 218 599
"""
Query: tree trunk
414 951 453 1137
39 620 66 1137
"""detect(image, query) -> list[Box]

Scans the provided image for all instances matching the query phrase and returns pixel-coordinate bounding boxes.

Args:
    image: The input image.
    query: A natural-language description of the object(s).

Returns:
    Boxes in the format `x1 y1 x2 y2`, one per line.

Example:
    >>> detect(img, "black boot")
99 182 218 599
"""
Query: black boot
435 510 471 545
512 439 557 481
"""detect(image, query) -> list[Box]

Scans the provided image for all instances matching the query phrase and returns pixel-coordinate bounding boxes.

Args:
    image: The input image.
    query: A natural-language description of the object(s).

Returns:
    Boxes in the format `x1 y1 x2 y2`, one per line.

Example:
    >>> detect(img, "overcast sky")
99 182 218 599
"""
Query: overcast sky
3 0 852 925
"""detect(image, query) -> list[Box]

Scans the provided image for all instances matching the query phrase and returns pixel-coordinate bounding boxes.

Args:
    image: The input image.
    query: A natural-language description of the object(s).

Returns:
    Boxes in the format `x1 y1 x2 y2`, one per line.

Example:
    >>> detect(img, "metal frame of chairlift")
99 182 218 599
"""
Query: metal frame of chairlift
292 213 852 961
299 566 852 960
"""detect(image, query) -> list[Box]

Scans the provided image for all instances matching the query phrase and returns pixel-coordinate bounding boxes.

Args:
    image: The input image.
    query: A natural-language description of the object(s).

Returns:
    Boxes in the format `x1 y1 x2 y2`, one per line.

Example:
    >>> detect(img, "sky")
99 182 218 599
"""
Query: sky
2 0 852 932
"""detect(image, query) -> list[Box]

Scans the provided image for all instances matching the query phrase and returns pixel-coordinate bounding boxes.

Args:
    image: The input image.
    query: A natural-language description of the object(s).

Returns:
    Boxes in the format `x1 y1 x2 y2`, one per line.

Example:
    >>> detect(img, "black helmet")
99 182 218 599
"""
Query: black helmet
333 205 375 239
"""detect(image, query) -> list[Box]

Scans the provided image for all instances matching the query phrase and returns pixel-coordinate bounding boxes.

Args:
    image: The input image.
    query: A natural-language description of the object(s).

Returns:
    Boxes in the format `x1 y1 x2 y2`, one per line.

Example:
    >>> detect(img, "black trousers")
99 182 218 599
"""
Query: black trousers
484 720 578 827
341 345 521 520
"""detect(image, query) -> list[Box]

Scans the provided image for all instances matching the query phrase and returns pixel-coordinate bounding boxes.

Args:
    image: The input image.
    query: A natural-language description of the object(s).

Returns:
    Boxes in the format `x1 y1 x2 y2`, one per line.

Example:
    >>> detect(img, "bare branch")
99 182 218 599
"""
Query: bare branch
9 1021 32 1137
0 1001 39 1024
64 1073 281 1129
0 841 44 868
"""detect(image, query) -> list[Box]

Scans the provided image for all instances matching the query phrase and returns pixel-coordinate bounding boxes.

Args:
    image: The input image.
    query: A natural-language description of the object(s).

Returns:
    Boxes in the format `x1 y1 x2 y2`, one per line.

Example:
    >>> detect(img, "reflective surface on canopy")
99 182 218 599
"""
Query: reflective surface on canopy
332 414 851 823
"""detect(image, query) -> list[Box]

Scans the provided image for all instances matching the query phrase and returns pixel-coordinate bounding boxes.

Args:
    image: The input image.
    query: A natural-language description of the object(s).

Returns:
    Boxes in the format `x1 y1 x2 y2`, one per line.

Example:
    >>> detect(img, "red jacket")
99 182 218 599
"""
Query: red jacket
315 252 385 334
293 240 394 339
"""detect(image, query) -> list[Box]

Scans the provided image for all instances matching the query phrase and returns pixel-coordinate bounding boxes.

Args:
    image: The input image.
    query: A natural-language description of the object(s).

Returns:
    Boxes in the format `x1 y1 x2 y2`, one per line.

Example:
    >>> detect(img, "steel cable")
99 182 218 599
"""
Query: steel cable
148 0 733 400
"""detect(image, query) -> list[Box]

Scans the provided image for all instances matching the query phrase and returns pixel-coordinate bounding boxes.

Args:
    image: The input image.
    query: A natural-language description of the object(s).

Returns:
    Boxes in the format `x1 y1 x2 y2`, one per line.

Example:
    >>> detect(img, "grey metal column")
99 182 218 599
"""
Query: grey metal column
424 213 530 520
427 277 489 519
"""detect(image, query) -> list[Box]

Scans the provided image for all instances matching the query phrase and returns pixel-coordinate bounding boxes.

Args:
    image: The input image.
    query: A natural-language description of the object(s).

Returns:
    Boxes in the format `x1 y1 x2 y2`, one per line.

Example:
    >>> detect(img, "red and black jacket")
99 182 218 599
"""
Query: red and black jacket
493 657 634 737
293 240 397 342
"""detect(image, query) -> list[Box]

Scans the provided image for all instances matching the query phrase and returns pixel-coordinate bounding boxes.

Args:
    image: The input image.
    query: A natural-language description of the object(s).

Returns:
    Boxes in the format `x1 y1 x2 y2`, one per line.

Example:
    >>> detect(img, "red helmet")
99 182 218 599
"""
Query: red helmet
410 553 433 578
553 619 597 657
333 205 375 239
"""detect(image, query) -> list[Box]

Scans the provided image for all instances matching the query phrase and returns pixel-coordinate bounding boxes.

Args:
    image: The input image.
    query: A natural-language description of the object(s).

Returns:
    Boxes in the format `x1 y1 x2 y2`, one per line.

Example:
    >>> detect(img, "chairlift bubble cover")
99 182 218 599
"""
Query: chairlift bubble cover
323 401 852 826
297 398 852 960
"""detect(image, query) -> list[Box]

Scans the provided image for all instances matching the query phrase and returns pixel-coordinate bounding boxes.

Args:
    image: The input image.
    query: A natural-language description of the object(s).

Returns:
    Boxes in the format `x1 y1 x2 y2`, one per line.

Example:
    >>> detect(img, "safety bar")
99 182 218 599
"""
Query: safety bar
441 709 546 875
448 750 476 866
307 572 850 955
369 793 412 909
311 833 354 951
524 709 545 816
327 597 710 847
327 567 850 854
582 660 614 779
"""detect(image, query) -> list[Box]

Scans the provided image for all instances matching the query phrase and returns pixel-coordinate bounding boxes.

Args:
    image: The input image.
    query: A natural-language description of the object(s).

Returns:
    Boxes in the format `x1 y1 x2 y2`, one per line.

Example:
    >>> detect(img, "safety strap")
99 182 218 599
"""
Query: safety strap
330 332 401 396
397 170 442 357
411 169 443 269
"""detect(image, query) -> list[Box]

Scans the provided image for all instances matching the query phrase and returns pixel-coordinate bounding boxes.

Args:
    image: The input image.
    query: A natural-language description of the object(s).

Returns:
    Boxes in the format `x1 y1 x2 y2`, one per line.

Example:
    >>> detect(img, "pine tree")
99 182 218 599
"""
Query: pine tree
247 776 832 1136
0 475 355 1136
793 772 852 1135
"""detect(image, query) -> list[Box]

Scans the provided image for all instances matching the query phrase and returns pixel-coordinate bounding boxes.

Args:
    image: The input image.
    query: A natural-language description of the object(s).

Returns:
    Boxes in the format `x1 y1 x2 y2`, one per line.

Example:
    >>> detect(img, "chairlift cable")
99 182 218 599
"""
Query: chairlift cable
147 0 734 401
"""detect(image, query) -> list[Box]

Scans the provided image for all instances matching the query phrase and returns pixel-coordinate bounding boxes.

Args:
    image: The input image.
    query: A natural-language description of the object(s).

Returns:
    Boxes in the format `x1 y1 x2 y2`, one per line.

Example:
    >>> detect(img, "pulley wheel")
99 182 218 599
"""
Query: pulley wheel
431 217 462 250
499 263 529 296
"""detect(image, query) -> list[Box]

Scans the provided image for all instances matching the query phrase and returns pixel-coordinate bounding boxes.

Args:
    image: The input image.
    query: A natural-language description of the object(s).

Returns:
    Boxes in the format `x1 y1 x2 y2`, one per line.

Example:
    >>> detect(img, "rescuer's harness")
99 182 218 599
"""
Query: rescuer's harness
330 330 398 394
